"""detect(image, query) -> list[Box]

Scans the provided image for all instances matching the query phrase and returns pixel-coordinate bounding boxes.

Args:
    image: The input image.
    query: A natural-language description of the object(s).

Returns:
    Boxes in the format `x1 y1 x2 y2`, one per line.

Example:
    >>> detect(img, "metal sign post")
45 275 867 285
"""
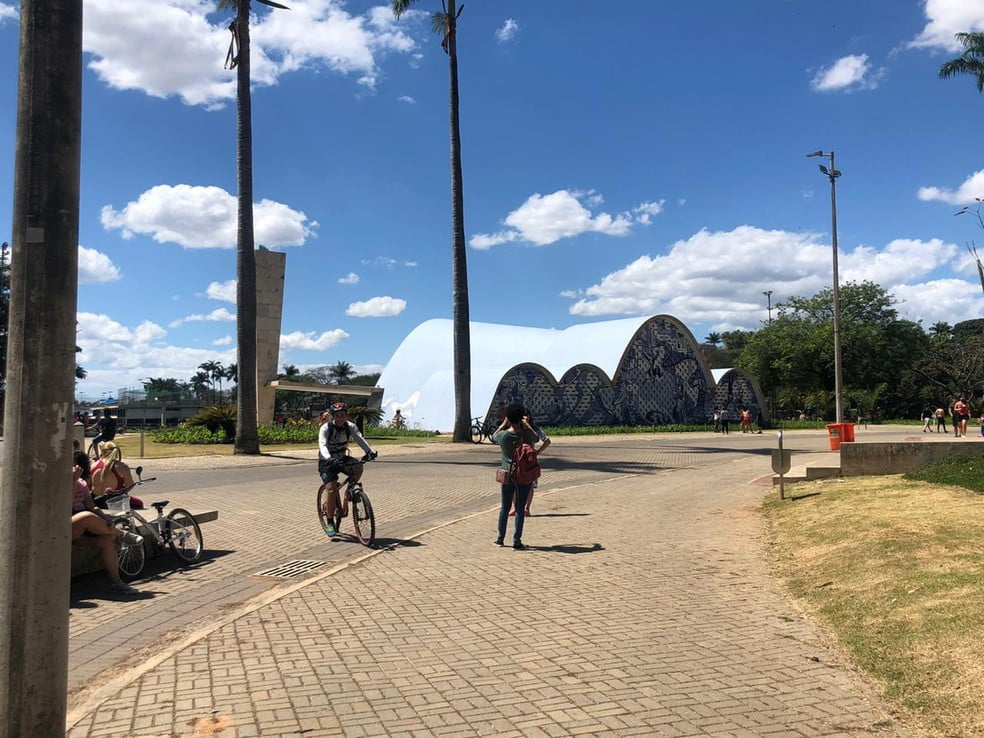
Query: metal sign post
771 430 792 500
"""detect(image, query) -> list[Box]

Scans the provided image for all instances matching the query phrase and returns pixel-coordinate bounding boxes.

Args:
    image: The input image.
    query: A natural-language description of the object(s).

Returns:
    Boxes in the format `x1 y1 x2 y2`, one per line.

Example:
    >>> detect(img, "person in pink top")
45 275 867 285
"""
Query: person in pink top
71 451 142 595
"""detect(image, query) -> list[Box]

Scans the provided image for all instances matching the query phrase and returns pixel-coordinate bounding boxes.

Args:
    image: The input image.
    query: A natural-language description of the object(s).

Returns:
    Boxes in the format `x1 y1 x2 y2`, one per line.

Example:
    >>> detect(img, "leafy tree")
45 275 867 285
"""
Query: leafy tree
738 282 930 419
393 0 472 442
142 377 183 401
218 0 288 455
281 364 300 378
348 372 381 387
939 32 984 93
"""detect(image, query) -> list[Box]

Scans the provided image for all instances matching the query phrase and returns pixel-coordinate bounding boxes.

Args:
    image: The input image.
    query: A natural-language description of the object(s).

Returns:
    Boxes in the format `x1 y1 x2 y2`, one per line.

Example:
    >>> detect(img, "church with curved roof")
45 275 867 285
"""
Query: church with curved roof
377 315 767 432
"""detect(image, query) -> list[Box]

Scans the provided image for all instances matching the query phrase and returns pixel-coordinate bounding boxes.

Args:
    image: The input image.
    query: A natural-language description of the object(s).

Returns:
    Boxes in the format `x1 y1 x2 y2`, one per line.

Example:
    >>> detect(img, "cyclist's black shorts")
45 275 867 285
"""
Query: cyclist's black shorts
318 455 362 484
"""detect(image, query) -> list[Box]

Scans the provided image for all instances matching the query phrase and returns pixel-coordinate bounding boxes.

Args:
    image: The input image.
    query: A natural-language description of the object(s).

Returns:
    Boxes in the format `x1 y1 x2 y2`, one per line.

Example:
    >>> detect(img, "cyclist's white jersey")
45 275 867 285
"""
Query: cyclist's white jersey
318 420 373 460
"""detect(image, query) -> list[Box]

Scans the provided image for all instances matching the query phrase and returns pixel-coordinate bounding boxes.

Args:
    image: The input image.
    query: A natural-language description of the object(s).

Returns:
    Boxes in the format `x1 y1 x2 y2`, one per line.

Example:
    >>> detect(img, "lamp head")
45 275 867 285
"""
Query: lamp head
818 164 830 175
806 150 825 158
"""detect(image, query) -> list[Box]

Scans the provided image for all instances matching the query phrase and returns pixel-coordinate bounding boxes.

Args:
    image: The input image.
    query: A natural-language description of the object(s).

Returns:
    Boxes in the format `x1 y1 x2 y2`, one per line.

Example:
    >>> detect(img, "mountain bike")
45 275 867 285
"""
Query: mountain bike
470 416 496 444
106 466 204 579
317 455 376 546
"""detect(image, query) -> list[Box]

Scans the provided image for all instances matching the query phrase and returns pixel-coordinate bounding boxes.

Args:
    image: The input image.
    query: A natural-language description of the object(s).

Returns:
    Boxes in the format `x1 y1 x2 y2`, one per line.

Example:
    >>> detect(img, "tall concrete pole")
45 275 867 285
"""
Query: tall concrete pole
0 0 82 734
829 151 844 425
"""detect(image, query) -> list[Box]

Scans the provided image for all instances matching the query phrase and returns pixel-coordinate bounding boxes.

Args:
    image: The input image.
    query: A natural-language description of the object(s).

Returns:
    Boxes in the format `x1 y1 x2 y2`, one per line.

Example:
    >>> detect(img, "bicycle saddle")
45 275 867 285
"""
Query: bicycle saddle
151 500 170 509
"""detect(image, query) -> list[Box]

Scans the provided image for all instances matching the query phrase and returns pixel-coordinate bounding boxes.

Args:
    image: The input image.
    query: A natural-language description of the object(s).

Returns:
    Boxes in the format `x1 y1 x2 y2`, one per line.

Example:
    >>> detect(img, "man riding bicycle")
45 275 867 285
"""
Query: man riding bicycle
318 402 377 537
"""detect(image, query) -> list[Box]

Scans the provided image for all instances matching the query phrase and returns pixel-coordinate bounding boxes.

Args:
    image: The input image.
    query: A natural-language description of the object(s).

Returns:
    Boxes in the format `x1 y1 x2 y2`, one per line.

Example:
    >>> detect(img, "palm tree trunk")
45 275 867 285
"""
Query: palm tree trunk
233 0 259 453
447 5 472 442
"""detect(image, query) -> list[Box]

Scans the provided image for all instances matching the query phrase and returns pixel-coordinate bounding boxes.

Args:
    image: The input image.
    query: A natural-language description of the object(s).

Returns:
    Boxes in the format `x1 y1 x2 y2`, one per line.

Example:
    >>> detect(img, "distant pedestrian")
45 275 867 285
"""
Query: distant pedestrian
979 412 984 437
720 409 730 435
935 406 948 434
953 397 971 438
740 408 752 433
712 408 722 433
921 407 933 433
510 408 550 517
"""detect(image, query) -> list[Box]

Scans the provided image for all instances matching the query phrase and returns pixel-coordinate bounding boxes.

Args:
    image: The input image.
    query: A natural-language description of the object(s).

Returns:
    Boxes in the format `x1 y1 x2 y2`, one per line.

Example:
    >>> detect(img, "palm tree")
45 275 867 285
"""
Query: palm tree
704 332 722 346
392 0 472 442
939 32 984 92
281 364 300 379
930 322 953 342
219 0 287 454
191 370 211 402
328 360 355 384
199 360 221 404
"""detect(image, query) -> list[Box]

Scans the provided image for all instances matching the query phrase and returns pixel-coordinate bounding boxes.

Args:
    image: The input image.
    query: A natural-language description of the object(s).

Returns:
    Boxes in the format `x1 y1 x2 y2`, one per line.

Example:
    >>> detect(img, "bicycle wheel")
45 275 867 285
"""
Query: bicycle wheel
351 485 376 546
87 441 99 461
113 517 146 579
165 508 203 564
470 423 483 444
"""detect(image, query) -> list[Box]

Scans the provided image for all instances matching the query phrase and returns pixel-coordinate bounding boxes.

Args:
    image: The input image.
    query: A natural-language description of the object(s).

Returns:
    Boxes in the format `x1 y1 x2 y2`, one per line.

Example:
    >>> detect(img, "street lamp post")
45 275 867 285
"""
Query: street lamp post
763 290 773 324
806 150 844 424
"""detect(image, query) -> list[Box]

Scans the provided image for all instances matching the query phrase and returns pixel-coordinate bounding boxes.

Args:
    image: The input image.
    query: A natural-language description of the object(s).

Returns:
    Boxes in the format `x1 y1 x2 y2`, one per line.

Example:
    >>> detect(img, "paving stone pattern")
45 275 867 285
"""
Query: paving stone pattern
66 432 907 737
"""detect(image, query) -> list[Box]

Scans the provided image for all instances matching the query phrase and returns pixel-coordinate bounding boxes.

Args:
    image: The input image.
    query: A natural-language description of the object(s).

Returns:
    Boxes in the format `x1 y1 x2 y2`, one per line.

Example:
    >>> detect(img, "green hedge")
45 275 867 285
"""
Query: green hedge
151 423 436 445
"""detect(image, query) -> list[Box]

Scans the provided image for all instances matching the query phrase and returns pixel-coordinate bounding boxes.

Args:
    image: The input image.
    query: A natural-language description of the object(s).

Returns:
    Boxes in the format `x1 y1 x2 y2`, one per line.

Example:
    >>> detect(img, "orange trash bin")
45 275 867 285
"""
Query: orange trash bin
826 423 842 451
842 422 855 442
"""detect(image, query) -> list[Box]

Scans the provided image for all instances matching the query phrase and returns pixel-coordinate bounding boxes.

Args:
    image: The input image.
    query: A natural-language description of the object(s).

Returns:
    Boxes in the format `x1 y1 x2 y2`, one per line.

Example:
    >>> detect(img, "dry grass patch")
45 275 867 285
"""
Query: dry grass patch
763 476 984 737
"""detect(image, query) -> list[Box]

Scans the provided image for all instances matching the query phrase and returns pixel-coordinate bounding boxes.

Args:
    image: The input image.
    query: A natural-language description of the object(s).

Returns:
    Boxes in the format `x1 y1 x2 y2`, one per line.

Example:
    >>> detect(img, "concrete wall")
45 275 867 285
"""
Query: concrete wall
840 441 984 476
255 249 286 426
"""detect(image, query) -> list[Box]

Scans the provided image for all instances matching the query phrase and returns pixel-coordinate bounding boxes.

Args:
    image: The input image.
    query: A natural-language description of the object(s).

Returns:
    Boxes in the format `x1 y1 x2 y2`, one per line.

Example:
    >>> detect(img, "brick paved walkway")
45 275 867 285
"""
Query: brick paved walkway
64 432 908 737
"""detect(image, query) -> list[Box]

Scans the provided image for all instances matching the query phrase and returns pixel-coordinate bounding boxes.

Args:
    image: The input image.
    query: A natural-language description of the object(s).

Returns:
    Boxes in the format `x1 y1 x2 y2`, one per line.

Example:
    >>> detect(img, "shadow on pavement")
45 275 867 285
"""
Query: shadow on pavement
526 512 589 518
374 537 424 549
527 542 604 554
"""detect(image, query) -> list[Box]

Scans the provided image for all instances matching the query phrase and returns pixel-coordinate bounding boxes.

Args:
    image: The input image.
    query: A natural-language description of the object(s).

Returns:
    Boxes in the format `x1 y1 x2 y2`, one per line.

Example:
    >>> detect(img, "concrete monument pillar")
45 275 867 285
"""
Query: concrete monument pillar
255 248 285 426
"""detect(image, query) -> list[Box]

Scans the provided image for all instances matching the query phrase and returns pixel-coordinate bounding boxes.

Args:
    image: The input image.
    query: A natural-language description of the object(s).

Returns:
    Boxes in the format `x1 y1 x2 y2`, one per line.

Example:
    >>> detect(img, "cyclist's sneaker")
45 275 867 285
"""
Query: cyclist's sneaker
121 531 144 547
325 523 337 537
109 581 139 595
494 538 504 546
513 542 528 551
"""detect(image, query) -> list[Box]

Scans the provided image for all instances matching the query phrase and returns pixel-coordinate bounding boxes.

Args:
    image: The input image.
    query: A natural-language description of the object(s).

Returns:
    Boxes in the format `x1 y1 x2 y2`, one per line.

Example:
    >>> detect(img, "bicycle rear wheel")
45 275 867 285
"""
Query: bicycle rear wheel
113 517 146 579
470 424 483 444
351 485 376 546
165 508 203 564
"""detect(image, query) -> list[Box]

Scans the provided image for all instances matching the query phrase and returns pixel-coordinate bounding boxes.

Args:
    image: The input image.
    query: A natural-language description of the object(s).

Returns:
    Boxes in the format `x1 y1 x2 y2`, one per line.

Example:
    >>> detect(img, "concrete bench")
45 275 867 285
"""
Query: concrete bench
71 509 219 578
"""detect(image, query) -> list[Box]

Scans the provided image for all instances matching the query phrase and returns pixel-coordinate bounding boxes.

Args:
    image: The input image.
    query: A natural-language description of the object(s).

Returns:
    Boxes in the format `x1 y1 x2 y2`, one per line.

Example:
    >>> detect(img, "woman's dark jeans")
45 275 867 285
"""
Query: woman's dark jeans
498 482 531 544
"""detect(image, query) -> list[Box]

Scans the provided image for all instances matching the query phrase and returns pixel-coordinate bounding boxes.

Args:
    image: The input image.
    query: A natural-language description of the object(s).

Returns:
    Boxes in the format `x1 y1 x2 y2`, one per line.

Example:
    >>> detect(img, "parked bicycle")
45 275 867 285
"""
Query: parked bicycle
106 466 204 579
87 438 122 462
469 416 497 444
317 455 376 546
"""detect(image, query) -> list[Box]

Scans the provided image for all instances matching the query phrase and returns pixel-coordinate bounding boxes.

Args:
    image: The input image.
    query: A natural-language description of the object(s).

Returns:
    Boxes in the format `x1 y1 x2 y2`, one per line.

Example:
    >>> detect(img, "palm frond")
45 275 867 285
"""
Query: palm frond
954 32 984 54
431 11 449 35
256 0 289 8
391 0 418 19
217 0 236 9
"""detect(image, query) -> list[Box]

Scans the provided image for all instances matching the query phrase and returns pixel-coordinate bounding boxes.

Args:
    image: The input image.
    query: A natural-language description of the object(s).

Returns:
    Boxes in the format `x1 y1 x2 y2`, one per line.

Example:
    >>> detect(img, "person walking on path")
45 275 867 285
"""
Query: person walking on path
935 406 948 433
953 397 971 438
921 407 934 432
493 402 545 550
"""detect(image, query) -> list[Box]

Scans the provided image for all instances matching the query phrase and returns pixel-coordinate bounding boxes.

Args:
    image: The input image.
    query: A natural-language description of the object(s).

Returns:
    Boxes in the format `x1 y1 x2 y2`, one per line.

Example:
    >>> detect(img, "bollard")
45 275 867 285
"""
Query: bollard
772 430 792 500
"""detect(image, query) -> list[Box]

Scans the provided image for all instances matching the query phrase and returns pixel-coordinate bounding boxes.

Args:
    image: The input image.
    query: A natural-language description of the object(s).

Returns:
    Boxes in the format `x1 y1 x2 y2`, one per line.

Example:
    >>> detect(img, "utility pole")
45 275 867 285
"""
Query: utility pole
762 290 773 325
0 0 83 734
806 150 845 424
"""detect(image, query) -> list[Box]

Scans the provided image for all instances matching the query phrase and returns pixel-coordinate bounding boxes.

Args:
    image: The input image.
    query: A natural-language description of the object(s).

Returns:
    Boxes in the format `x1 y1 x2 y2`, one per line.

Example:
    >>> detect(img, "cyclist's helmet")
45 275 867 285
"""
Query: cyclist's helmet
329 401 348 415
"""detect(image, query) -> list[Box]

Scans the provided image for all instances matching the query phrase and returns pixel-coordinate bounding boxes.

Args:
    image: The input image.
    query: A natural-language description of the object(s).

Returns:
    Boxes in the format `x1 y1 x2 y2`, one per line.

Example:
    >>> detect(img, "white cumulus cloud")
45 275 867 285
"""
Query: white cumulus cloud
213 335 233 346
101 184 316 248
78 245 122 284
470 189 638 249
566 225 961 331
280 329 349 351
169 307 236 328
338 272 360 285
909 0 984 52
917 170 984 205
496 19 519 43
346 296 406 317
0 2 17 22
82 0 420 109
206 279 237 303
811 54 884 92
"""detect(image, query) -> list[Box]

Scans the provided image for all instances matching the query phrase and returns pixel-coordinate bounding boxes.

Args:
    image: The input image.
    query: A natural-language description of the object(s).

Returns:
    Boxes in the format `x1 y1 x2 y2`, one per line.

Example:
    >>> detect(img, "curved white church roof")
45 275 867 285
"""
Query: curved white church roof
378 316 655 432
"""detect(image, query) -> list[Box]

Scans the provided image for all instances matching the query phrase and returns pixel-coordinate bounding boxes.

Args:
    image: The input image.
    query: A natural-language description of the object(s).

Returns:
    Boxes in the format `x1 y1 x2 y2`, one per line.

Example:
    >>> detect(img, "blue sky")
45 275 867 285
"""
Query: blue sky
1 0 984 401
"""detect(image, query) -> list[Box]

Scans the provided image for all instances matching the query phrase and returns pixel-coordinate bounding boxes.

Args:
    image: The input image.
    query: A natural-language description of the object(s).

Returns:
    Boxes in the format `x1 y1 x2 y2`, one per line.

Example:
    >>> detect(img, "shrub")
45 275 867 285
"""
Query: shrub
185 404 237 441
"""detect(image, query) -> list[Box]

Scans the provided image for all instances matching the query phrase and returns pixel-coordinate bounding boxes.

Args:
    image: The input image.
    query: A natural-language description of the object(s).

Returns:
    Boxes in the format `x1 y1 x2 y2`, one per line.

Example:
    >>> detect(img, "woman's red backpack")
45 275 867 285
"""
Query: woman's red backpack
510 438 541 485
